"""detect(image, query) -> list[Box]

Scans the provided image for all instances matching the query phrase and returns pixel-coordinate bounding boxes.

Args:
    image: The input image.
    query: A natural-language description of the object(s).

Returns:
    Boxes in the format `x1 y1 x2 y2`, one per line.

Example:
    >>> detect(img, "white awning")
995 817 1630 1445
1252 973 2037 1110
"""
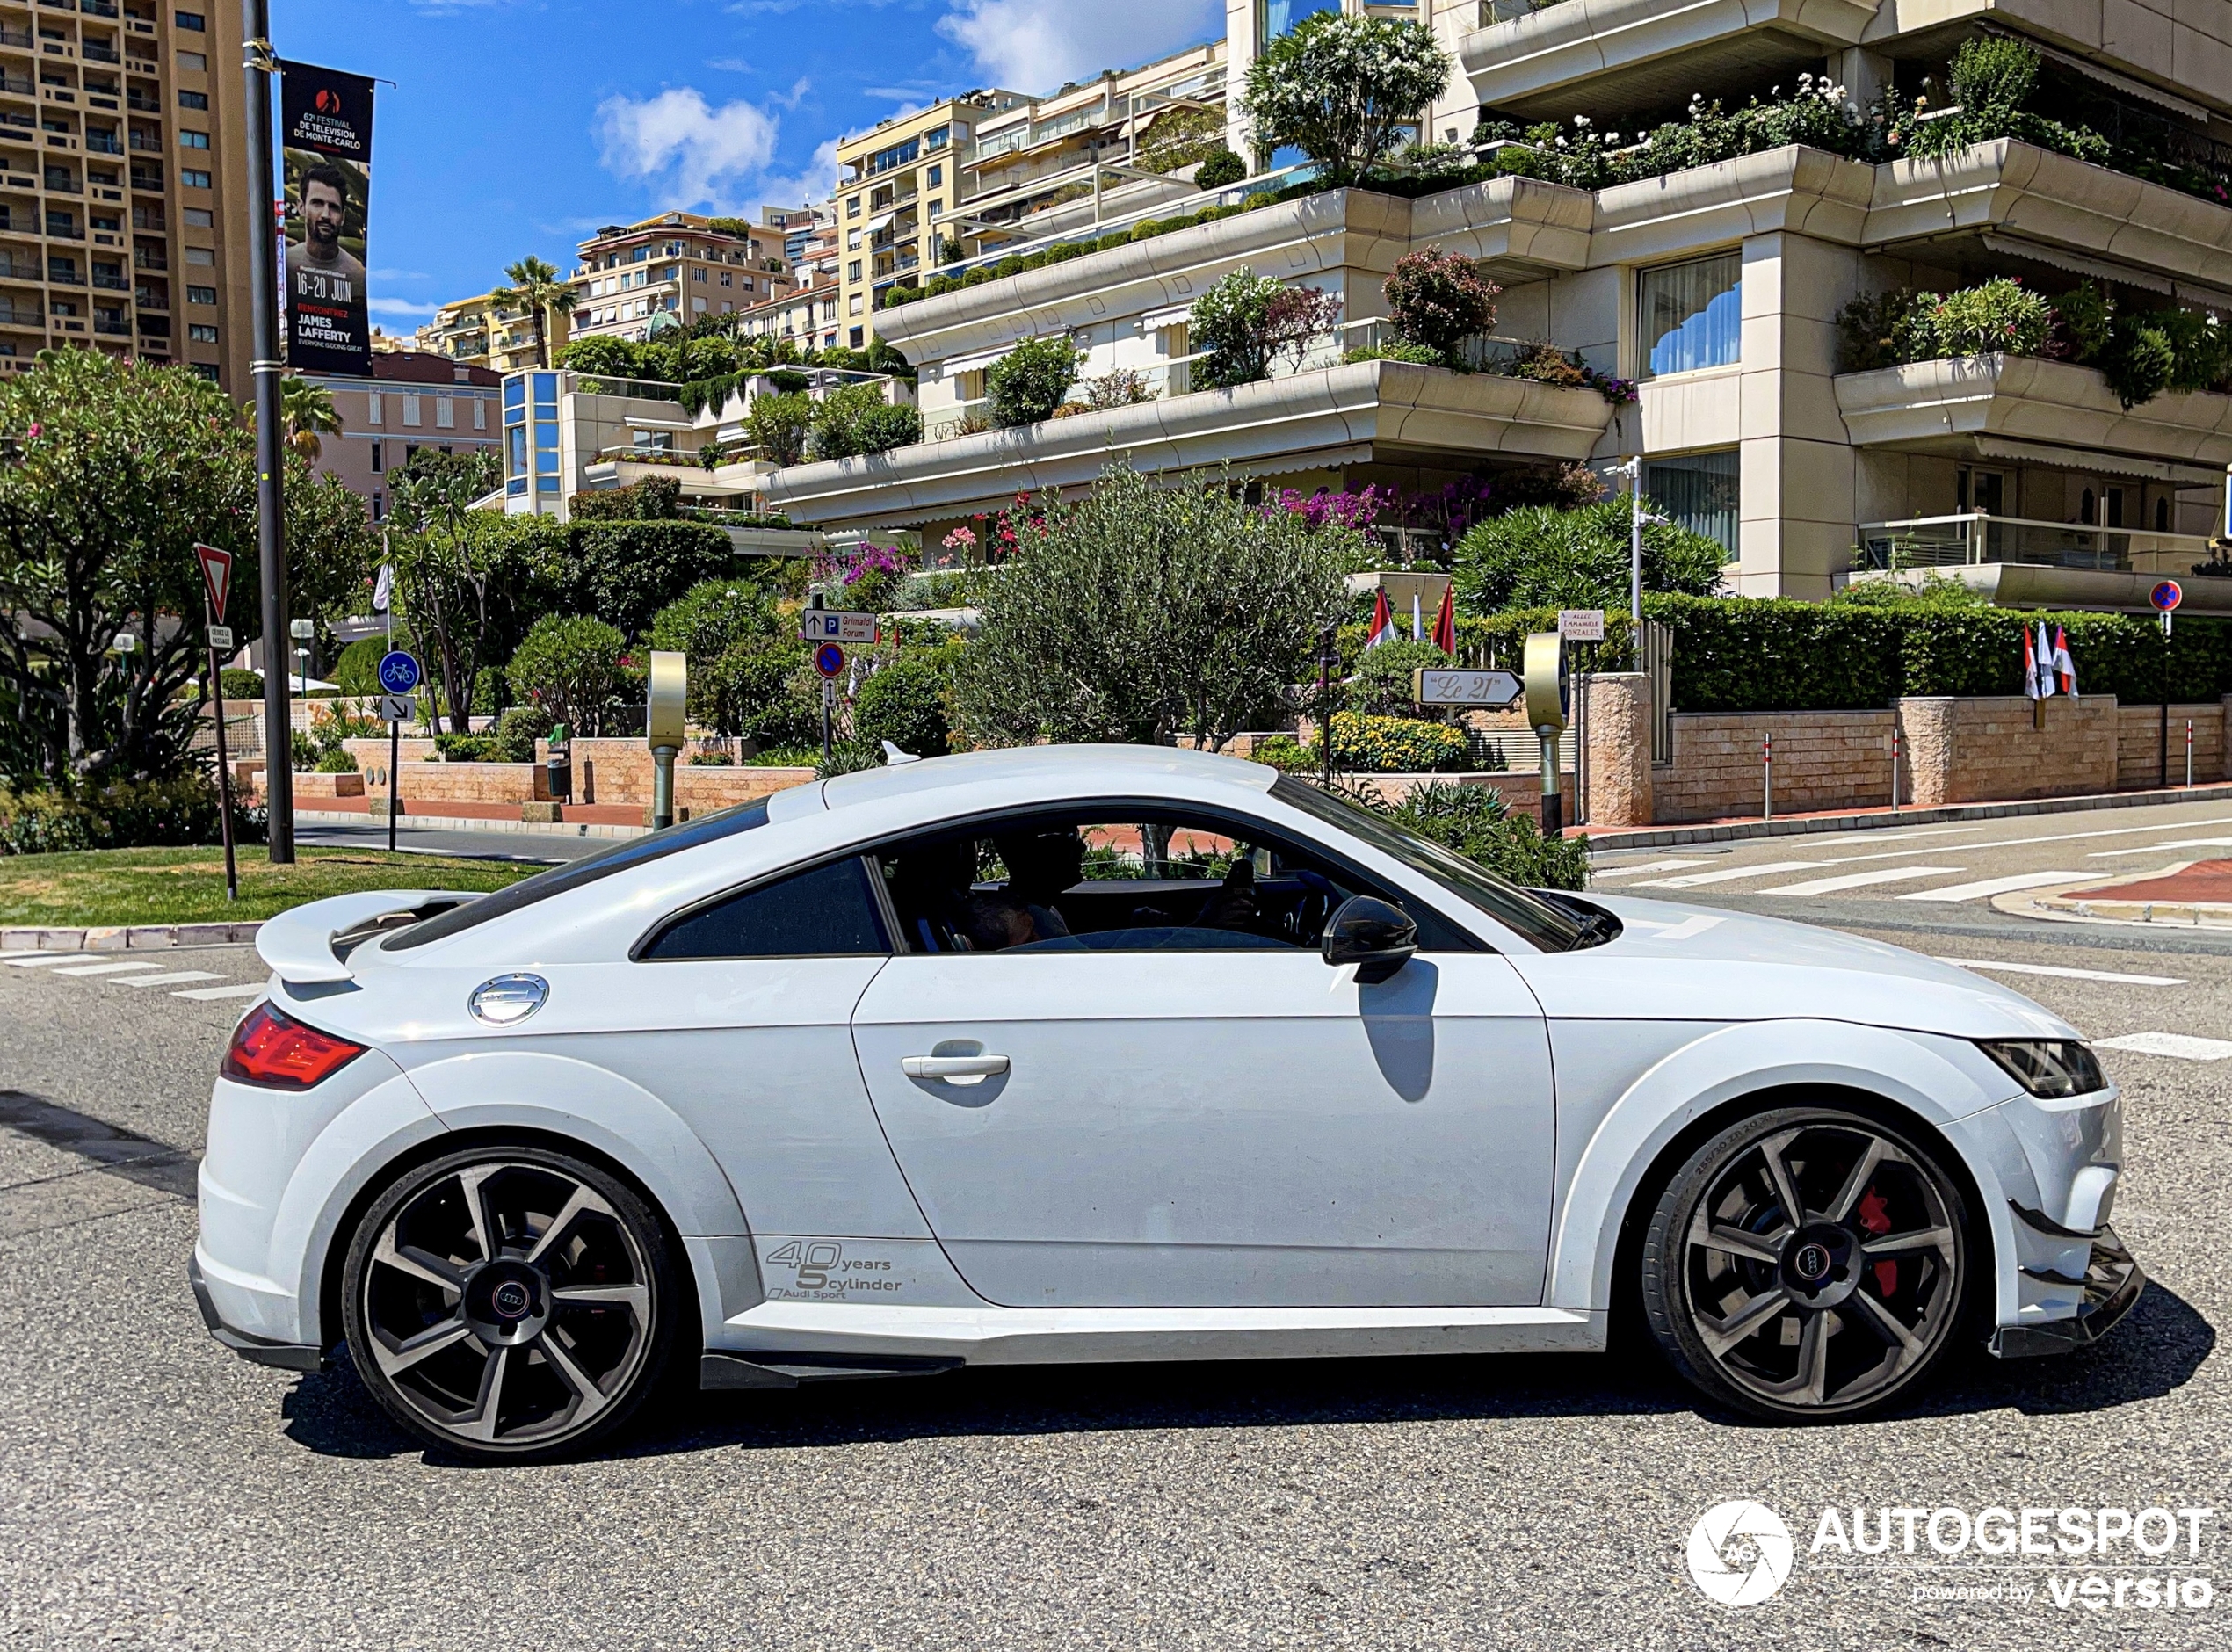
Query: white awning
938 344 1012 374
1140 303 1192 330
1972 436 2228 488
1978 234 2173 296
866 210 896 234
2023 38 2209 122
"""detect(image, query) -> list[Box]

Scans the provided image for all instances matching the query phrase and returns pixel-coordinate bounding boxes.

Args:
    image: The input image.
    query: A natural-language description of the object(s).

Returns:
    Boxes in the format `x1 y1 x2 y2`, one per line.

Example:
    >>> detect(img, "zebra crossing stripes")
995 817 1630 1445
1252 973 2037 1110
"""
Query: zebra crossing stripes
1757 866 1967 897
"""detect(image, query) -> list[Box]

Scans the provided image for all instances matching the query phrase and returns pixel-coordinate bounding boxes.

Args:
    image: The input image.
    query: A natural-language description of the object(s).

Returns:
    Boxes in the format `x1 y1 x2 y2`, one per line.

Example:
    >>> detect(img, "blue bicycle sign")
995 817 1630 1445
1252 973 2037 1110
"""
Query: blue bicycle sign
376 650 422 695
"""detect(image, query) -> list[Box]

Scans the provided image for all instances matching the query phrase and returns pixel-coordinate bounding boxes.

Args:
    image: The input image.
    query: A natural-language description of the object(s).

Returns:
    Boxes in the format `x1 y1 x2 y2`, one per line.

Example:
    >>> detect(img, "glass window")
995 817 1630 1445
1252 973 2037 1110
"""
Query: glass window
1270 778 1590 953
873 804 1479 957
387 801 775 952
1643 448 1740 562
642 856 889 960
503 377 523 412
178 91 208 111
1641 253 1741 376
1259 0 1338 45
180 169 210 189
174 10 205 28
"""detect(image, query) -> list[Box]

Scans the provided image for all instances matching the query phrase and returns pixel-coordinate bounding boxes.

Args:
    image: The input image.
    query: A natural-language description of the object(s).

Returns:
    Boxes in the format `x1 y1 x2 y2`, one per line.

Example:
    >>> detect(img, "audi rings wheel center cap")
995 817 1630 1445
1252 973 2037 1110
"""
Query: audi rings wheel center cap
490 1280 533 1319
463 1263 550 1346
1779 1224 1858 1307
1793 1243 1832 1283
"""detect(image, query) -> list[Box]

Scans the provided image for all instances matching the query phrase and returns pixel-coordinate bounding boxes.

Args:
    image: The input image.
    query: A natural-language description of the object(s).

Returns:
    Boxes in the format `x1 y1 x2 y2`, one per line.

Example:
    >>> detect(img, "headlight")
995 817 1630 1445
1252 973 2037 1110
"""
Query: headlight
1977 1039 2105 1099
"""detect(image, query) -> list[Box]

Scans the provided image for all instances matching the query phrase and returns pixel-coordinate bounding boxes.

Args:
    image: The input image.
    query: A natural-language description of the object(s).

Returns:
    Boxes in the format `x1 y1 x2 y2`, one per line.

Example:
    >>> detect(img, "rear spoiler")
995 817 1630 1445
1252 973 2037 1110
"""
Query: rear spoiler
255 889 481 984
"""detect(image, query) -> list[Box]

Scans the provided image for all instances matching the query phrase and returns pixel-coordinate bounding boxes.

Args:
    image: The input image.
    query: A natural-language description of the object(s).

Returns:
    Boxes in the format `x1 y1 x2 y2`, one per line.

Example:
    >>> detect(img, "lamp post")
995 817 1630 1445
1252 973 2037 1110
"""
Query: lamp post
290 616 315 699
243 0 293 861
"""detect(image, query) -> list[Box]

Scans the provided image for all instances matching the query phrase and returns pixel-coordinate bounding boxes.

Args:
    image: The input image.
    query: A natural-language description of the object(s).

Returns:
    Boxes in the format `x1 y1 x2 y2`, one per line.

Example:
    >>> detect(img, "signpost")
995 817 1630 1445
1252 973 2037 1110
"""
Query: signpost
801 609 879 646
812 642 845 767
374 649 420 851
647 651 688 830
2154 581 2182 786
1412 669 1522 709
1522 633 1569 834
193 544 238 902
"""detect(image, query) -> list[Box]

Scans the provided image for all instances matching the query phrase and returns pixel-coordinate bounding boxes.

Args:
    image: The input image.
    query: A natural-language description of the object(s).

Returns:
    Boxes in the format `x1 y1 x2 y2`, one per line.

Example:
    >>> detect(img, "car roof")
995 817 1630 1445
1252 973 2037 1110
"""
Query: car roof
783 743 1279 821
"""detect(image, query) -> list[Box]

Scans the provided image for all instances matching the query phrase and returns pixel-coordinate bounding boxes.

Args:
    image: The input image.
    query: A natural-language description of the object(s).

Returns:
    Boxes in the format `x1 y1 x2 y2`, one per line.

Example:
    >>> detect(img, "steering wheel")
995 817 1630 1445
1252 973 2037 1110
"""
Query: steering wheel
1284 870 1337 946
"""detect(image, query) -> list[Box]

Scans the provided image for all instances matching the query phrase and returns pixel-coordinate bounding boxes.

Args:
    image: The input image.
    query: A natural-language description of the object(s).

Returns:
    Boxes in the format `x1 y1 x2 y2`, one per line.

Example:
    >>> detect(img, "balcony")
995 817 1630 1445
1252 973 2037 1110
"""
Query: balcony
0 301 41 325
1834 354 2232 473
0 28 30 49
1852 513 2232 614
765 359 1617 530
1453 0 1876 123
80 41 116 64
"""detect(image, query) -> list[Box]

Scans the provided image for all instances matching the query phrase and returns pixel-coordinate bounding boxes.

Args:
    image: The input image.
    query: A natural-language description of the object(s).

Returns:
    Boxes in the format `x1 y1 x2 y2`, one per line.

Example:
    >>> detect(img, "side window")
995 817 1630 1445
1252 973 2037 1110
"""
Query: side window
875 807 1475 956
642 856 888 960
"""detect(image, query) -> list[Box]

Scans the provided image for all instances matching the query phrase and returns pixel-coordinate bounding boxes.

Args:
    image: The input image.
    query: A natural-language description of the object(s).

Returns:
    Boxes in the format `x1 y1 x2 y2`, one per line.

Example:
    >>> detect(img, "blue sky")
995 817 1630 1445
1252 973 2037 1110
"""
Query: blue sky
276 0 1225 330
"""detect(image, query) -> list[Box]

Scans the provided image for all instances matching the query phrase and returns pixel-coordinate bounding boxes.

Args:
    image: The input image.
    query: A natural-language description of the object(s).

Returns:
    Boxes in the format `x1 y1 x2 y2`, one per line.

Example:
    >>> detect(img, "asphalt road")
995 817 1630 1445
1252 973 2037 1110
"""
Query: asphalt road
2 822 2228 1648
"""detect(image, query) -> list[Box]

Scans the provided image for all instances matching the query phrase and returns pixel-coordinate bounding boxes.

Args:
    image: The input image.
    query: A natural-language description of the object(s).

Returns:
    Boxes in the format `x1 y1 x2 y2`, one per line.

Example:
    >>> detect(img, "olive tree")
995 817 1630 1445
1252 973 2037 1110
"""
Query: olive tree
1241 12 1453 180
955 461 1352 750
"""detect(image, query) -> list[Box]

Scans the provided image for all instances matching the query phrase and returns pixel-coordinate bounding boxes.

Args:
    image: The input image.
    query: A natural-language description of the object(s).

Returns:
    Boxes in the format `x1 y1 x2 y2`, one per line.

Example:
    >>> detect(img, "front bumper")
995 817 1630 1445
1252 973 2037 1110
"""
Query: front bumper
188 1250 326 1373
1988 1224 2146 1359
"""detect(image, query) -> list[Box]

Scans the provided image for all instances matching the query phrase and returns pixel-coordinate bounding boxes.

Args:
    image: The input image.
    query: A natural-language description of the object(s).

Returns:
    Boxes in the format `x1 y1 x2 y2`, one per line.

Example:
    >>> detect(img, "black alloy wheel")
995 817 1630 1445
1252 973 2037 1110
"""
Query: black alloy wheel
342 1146 682 1460
1641 1105 1974 1421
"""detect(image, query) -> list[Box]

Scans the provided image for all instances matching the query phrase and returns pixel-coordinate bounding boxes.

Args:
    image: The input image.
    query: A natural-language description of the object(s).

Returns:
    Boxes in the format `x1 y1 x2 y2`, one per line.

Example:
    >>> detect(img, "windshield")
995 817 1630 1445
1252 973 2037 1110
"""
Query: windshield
382 797 773 951
1271 776 1588 953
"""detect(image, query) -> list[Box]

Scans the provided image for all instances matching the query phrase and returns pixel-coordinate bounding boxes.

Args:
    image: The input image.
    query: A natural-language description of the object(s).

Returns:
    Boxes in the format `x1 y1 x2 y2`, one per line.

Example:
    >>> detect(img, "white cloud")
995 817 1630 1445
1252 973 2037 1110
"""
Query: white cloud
751 135 842 213
593 87 782 211
368 296 442 317
936 0 1221 94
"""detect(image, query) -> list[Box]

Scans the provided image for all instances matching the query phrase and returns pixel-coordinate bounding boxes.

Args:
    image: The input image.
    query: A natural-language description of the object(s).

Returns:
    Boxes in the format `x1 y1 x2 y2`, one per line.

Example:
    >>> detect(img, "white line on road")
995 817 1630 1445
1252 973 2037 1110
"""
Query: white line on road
1934 958 2187 987
1793 815 2232 869
1636 861 1823 888
170 983 265 1002
1760 866 1967 896
114 971 225 989
4 953 98 967
2094 1031 2232 1061
1591 859 1714 879
50 960 169 977
2087 838 2232 858
1897 871 2095 903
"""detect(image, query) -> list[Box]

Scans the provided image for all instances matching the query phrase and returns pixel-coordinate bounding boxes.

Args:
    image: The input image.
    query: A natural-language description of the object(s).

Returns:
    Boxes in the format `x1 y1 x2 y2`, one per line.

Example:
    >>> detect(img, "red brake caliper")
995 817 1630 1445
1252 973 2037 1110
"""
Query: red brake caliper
1858 1186 1896 1295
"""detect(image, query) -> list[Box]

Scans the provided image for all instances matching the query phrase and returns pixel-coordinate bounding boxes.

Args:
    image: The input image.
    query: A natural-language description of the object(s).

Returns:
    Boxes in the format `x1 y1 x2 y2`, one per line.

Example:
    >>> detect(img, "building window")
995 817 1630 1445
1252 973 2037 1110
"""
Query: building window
1641 252 1742 377
174 10 205 28
692 267 705 282
401 395 421 427
178 131 210 149
183 206 212 228
180 168 211 189
1642 449 1740 562
367 391 382 424
849 325 863 348
848 293 863 315
185 284 215 305
435 395 453 429
473 398 486 431
185 246 214 265
928 163 942 187
370 440 382 474
1258 0 1337 47
846 195 860 217
177 50 205 71
190 363 219 381
178 91 208 111
371 492 382 521
187 322 217 342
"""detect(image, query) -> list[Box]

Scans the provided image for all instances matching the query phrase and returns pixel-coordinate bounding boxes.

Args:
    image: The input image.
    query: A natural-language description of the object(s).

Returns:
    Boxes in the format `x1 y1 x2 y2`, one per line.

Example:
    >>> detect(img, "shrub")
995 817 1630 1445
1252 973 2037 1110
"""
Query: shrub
1194 149 1247 189
1344 341 1446 366
315 745 357 772
699 639 818 743
743 392 813 467
432 733 496 763
852 649 953 757
1082 367 1153 409
987 336 1085 428
1328 712 1468 772
1366 779 1588 889
217 669 264 699
649 578 778 671
1456 501 1727 612
491 704 554 762
547 520 743 641
1189 268 1340 388
568 474 682 521
1249 733 1316 772
1911 278 2054 359
1240 11 1453 179
1384 249 1499 354
0 774 259 855
809 384 924 459
505 614 630 736
1349 639 1453 717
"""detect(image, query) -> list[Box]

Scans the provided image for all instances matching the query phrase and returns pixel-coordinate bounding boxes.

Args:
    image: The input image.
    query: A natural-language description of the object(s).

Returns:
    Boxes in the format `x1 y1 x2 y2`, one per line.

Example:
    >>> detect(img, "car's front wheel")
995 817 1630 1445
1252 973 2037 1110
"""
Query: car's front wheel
341 1145 684 1461
1640 1105 1974 1422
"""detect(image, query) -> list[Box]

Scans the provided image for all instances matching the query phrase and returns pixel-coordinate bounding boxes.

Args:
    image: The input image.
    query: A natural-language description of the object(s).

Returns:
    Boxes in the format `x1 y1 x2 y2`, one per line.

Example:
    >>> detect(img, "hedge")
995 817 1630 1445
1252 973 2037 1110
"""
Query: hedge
1337 597 2232 713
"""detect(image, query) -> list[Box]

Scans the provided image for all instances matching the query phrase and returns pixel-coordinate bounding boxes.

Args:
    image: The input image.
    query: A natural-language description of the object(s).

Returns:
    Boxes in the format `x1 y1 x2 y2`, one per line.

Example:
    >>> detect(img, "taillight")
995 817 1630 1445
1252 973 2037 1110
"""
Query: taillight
221 1002 366 1090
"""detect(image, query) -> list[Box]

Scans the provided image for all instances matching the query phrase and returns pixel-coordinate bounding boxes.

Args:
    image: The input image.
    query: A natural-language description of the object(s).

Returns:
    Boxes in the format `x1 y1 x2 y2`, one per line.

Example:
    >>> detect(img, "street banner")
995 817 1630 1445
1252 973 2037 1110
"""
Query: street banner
279 62 375 374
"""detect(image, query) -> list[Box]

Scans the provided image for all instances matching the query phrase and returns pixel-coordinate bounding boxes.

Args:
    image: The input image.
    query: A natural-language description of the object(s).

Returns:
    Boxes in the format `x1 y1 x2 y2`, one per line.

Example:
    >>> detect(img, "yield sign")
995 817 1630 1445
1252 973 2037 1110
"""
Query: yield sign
194 543 233 621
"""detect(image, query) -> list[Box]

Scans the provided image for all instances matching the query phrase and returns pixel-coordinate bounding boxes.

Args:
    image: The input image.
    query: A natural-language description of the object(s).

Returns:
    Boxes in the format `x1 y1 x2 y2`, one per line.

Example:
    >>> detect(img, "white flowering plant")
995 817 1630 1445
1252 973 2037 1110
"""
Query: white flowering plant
1241 13 1453 181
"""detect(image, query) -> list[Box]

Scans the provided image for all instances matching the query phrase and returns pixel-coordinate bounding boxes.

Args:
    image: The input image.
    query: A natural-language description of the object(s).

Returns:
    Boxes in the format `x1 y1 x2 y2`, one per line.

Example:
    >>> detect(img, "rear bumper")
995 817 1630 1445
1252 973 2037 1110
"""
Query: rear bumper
1988 1224 2146 1359
188 1250 325 1373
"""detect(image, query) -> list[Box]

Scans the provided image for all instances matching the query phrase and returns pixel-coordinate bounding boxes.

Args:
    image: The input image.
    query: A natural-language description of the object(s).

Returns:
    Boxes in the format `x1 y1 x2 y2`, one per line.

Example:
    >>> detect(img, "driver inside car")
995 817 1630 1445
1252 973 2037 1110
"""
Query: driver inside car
993 830 1085 940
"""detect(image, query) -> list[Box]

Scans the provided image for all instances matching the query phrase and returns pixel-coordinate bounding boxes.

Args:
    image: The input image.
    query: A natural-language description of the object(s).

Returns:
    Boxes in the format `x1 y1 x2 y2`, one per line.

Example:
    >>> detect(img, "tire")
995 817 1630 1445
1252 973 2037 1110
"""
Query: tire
1639 1104 1974 1423
341 1143 685 1462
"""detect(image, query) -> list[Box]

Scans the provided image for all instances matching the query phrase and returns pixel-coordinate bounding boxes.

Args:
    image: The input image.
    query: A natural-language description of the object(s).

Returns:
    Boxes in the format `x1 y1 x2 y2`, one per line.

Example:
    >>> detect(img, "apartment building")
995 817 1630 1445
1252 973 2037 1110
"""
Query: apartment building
834 92 1026 348
567 211 797 346
0 0 253 389
765 0 2232 616
415 286 567 372
301 350 502 521
735 271 841 352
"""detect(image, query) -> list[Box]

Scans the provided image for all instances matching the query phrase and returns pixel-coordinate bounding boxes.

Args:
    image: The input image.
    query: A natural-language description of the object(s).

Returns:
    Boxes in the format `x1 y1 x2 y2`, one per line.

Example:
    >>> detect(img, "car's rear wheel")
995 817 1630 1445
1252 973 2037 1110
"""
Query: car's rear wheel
341 1145 683 1461
1640 1105 1973 1422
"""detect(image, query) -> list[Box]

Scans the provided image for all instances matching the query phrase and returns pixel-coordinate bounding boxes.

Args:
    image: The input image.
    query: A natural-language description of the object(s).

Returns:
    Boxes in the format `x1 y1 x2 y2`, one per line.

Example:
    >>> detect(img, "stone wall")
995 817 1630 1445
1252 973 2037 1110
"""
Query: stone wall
1656 709 1897 822
2114 703 2228 790
1899 696 2118 808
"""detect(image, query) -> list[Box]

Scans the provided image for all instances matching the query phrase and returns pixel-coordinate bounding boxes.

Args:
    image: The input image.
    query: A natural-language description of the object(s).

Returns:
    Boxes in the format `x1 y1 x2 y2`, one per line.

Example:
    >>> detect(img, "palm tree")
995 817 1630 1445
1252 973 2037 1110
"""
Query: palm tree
495 256 579 368
271 375 342 463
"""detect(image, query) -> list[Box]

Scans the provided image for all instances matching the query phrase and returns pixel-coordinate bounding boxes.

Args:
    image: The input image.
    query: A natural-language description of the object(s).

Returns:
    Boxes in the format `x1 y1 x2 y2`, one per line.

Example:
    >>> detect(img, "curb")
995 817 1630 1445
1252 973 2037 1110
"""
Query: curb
1580 781 2232 852
296 808 649 842
3 921 262 953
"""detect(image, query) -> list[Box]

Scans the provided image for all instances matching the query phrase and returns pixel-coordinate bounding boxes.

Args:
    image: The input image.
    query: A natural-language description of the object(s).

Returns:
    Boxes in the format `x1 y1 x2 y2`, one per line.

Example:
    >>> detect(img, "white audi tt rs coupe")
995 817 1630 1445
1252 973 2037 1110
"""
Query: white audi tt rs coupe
192 745 2141 1460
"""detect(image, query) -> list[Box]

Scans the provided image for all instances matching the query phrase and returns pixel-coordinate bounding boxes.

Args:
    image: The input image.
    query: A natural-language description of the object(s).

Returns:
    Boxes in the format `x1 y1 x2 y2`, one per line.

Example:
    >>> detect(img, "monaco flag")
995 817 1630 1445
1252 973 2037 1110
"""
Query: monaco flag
1363 589 1397 650
2052 624 2078 698
1431 583 1457 655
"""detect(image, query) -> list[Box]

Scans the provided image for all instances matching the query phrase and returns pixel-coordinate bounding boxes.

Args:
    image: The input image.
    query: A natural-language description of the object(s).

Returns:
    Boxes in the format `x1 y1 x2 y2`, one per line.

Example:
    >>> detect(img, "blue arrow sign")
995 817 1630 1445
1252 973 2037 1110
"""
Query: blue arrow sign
376 650 423 694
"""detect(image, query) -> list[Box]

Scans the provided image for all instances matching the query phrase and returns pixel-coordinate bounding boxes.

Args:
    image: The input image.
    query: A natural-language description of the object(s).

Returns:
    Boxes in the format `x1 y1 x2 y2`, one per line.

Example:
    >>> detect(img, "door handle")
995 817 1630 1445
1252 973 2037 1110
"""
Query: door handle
902 1053 1011 1081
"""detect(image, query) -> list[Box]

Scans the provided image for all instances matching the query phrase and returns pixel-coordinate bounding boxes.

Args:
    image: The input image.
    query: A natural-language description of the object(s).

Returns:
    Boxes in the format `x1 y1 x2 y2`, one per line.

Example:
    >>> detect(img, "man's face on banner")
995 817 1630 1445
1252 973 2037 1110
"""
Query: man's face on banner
302 177 345 252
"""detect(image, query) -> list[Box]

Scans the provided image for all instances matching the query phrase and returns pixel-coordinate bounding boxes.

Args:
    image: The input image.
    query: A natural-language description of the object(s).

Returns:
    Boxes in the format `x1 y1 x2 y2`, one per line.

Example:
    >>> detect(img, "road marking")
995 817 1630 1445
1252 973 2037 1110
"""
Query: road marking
1772 815 2232 873
1636 861 1822 888
50 960 169 977
1760 866 1967 896
1897 871 2094 903
2094 1031 2232 1061
2088 837 2232 858
1934 958 2187 986
170 983 266 1002
4 953 99 967
113 971 225 989
1591 859 1714 879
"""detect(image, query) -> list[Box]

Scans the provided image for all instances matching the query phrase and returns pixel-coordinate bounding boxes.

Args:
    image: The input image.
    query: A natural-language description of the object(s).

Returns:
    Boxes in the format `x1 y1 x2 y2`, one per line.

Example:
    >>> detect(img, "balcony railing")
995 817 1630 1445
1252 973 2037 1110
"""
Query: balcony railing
0 28 32 48
1855 513 2217 578
80 42 117 63
1476 0 1565 21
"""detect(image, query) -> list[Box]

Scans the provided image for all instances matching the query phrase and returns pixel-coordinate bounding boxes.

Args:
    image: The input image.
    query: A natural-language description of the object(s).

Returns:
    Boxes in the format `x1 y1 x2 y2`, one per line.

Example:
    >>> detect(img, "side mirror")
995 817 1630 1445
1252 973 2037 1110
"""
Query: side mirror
1322 895 1417 985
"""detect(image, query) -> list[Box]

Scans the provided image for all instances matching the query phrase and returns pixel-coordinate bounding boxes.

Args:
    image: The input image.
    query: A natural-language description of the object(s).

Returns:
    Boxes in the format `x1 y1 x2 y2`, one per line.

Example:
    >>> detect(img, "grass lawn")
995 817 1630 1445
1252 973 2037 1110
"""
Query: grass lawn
0 846 544 929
